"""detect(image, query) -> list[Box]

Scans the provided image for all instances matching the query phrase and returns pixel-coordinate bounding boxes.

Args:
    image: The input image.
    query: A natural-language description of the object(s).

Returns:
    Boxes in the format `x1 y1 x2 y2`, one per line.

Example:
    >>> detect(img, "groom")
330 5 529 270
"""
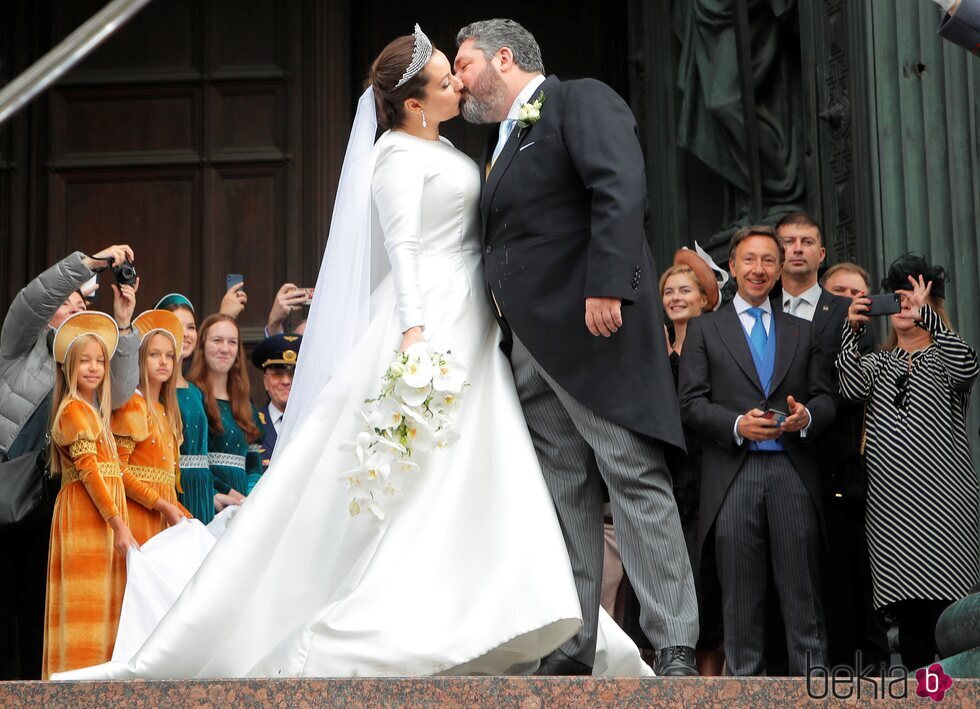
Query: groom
455 19 699 676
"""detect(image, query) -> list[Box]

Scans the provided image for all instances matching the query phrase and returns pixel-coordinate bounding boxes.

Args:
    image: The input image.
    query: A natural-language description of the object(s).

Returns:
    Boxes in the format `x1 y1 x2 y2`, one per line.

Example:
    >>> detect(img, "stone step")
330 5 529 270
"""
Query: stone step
2 677 978 707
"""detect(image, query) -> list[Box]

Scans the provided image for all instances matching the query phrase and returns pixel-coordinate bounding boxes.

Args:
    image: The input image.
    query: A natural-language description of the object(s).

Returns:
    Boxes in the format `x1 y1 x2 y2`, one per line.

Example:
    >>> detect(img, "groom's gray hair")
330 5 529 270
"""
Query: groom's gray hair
456 19 545 74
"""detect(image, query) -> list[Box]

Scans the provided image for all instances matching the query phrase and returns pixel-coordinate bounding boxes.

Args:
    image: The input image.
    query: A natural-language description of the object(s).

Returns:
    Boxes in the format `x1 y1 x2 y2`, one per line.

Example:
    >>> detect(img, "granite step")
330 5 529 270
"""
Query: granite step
2 677 979 707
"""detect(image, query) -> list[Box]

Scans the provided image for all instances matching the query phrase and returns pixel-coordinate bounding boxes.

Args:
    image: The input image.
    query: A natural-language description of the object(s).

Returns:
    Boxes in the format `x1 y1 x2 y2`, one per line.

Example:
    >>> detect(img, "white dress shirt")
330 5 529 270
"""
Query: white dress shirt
268 402 284 435
730 294 811 444
781 281 823 322
491 74 547 163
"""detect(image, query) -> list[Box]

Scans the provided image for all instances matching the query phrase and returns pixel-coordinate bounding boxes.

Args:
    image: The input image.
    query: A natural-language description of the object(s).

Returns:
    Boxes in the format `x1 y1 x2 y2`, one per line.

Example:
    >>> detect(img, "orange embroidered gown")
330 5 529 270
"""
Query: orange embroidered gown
112 394 189 545
42 399 161 679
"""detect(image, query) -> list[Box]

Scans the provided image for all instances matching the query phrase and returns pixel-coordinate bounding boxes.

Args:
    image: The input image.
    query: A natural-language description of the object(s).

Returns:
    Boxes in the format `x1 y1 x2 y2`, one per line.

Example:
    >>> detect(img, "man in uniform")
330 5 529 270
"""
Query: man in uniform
250 333 301 469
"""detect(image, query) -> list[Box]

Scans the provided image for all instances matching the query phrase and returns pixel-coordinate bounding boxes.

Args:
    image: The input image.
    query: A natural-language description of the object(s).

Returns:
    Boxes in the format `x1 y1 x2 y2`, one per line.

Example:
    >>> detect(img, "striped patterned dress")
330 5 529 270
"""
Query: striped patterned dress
836 305 980 612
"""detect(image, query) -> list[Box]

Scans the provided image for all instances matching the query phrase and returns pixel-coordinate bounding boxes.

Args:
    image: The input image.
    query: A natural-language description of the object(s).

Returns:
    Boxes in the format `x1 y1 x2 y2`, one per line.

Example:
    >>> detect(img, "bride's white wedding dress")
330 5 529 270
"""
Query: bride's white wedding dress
53 130 651 679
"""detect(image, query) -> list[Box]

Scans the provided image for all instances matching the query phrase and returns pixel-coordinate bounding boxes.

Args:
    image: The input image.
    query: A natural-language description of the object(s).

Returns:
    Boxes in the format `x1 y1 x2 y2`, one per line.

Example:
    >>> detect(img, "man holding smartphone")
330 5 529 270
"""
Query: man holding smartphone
678 225 837 676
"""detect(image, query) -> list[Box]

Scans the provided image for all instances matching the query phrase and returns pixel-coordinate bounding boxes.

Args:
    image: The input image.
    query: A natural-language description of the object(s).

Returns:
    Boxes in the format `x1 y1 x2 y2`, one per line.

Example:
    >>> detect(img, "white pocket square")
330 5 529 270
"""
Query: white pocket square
519 142 536 152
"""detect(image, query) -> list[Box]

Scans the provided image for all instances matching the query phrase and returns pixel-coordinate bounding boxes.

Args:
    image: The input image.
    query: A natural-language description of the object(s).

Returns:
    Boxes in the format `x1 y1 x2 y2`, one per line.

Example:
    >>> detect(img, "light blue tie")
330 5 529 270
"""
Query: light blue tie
748 307 768 359
490 118 517 168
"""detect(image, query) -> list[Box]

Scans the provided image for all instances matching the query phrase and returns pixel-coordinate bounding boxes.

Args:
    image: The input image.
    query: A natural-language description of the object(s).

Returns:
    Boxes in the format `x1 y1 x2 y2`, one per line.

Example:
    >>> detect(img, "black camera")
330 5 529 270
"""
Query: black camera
111 259 138 287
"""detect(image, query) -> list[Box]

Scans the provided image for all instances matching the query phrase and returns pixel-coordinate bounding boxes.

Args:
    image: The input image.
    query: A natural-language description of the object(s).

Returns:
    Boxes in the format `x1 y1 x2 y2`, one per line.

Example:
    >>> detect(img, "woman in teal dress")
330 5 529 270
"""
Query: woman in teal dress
157 294 217 523
187 314 264 503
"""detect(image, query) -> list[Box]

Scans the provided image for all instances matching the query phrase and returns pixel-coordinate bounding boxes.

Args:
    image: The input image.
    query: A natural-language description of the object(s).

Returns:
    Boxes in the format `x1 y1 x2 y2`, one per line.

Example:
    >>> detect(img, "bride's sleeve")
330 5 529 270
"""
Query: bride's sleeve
372 142 426 333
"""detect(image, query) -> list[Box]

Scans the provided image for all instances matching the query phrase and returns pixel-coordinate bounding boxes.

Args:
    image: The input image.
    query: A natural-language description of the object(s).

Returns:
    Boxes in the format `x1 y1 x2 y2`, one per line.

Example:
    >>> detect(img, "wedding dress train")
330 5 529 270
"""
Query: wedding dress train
53 129 652 679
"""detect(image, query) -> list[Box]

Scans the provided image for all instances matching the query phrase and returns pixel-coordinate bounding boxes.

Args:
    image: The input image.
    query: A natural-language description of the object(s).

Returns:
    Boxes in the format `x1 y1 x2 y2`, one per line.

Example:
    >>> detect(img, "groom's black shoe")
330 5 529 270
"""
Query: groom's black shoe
654 645 698 676
533 649 593 676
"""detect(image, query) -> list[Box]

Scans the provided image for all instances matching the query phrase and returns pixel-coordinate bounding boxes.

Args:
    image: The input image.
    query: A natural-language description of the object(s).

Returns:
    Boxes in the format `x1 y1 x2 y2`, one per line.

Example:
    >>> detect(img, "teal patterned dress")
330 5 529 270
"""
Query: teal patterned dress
176 384 216 524
207 400 265 497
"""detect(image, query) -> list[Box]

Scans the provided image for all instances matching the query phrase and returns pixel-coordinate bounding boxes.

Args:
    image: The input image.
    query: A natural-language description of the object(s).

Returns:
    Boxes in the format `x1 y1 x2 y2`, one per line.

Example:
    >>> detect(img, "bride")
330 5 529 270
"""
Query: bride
54 26 650 679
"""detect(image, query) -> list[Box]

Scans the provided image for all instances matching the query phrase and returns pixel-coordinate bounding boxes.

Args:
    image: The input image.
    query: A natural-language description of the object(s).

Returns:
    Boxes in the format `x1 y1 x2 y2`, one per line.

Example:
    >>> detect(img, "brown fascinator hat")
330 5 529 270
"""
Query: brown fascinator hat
672 248 722 311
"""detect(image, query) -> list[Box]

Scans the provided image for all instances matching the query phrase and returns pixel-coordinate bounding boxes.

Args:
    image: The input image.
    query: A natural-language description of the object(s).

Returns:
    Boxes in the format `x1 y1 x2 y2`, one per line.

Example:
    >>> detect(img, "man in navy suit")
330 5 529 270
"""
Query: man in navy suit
679 225 836 676
250 334 301 470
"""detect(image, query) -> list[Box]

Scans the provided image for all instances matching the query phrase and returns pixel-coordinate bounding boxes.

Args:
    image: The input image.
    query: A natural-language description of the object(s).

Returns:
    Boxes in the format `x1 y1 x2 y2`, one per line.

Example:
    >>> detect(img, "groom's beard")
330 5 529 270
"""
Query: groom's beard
460 64 507 124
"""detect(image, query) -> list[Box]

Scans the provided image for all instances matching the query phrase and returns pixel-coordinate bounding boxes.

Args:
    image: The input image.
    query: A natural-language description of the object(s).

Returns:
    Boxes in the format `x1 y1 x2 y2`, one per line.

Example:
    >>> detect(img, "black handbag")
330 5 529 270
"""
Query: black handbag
0 446 57 530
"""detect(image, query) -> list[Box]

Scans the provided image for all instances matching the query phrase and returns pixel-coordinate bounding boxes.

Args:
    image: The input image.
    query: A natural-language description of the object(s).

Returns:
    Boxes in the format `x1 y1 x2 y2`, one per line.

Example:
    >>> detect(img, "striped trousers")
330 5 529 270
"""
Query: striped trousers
510 335 699 665
715 452 826 675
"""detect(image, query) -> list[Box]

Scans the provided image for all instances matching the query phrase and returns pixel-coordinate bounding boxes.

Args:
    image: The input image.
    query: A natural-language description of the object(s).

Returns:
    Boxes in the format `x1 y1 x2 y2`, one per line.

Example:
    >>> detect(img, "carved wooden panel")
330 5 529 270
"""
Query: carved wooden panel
210 83 287 161
38 0 301 344
209 0 287 78
48 170 202 315
50 86 202 167
208 165 284 314
54 0 200 84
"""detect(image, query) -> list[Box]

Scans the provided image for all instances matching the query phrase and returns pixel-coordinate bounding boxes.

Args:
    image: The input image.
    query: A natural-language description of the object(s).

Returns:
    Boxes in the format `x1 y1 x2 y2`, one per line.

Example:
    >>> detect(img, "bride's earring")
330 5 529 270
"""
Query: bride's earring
420 109 427 128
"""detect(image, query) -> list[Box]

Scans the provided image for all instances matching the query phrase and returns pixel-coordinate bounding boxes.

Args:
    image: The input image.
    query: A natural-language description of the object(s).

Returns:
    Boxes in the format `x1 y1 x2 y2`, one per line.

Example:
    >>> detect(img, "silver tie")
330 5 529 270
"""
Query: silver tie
490 118 517 168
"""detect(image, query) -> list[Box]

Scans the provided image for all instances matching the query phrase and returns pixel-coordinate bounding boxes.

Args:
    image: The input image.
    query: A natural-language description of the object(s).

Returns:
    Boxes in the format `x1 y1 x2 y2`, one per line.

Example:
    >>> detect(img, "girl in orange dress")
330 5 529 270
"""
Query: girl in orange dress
112 310 191 544
43 312 184 679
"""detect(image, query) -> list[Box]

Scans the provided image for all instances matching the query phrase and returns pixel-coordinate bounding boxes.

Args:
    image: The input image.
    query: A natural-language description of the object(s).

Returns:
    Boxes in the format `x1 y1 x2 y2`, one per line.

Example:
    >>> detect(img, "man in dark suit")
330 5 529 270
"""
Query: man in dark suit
774 213 887 669
250 333 301 470
455 19 698 676
679 225 836 676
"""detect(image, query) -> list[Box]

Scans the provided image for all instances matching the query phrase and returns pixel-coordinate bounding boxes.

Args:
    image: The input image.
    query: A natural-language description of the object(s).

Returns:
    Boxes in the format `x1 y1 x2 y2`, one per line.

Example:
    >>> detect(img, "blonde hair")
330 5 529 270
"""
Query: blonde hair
659 264 708 299
883 295 956 351
139 331 185 447
50 334 117 474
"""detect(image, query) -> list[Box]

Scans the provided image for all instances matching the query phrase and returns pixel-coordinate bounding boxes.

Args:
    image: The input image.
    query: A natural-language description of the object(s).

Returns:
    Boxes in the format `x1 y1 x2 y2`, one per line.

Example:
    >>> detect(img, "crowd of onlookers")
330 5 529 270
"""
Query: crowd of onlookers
0 246 306 679
0 210 977 680
601 212 979 677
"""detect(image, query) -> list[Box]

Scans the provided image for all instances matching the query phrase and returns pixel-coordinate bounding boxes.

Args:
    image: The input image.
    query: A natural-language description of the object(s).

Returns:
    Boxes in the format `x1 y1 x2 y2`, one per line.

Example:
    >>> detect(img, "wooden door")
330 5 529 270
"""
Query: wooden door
42 0 303 345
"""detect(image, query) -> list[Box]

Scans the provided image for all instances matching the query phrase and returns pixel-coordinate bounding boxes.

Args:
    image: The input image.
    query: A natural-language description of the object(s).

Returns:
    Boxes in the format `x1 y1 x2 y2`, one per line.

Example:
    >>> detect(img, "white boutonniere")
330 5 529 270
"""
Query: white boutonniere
517 91 546 129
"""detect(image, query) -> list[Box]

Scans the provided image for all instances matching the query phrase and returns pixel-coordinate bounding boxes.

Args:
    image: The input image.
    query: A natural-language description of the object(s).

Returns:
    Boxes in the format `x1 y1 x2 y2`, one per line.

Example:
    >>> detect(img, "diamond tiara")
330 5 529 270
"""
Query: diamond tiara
394 24 433 88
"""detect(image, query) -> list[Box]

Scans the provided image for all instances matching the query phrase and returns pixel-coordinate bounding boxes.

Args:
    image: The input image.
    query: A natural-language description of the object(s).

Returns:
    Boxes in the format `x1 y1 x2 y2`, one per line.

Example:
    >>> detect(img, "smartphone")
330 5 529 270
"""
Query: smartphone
761 408 788 425
80 274 98 302
296 287 314 306
866 293 901 317
226 273 244 292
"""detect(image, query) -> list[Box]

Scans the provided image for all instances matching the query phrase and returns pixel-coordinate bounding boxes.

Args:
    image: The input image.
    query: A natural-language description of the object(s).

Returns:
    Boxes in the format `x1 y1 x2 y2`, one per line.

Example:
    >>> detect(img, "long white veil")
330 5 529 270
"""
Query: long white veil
274 87 389 455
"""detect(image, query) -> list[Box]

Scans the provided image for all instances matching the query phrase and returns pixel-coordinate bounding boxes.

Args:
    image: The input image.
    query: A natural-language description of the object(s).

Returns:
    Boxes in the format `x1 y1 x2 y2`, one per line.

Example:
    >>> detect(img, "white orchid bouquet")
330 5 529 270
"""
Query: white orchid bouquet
341 342 468 520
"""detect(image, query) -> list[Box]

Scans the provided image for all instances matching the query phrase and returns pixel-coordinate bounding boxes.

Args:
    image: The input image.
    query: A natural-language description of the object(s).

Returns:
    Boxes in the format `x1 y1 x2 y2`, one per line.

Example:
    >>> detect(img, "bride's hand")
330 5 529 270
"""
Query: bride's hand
399 326 425 352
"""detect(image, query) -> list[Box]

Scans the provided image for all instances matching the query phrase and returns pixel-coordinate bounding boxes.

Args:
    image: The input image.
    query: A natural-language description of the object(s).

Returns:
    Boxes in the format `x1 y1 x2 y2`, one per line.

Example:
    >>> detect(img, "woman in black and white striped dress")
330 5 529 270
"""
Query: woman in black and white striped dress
836 255 979 669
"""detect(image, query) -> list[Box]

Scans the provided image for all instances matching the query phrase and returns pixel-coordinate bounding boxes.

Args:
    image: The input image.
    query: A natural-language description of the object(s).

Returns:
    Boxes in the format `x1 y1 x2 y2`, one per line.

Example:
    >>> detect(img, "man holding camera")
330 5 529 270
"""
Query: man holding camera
0 245 141 679
678 226 836 676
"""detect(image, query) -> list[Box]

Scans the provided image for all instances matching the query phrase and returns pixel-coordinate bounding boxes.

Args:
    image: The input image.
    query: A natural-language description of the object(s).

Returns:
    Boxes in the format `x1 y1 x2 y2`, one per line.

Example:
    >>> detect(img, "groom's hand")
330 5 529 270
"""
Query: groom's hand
585 297 623 337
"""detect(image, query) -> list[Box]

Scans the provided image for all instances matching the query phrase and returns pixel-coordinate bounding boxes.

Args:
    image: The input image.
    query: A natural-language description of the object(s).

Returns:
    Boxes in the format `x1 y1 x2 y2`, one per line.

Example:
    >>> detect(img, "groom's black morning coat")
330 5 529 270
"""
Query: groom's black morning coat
480 75 685 456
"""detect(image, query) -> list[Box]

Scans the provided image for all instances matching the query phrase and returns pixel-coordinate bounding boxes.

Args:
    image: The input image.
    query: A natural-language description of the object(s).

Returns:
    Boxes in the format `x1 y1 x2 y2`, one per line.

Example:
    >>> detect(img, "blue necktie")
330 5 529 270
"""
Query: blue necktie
748 307 768 359
490 118 517 168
